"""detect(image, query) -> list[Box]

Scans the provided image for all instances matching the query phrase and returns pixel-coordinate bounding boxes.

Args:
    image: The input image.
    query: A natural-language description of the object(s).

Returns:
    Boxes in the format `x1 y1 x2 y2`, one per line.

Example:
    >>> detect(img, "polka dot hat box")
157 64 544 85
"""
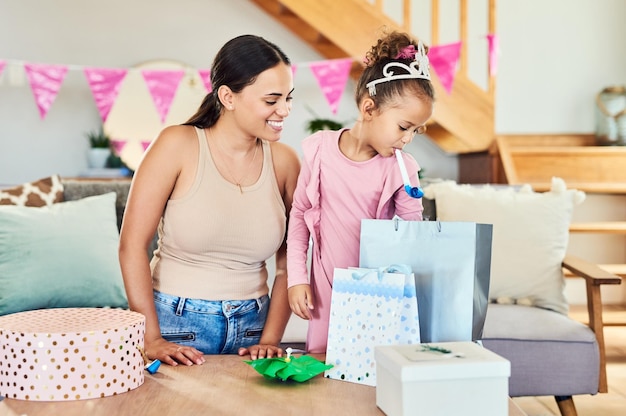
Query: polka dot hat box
0 308 145 401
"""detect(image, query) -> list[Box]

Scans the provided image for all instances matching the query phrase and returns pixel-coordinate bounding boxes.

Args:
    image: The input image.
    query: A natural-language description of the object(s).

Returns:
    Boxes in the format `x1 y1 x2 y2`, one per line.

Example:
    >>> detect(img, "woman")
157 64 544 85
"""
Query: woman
119 34 300 366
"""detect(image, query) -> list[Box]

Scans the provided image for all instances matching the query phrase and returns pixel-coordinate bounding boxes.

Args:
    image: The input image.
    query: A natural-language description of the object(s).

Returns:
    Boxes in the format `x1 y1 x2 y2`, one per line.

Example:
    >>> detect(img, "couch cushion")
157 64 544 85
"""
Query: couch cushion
0 192 128 316
0 175 63 207
423 177 585 315
61 179 131 230
61 178 160 258
482 304 599 396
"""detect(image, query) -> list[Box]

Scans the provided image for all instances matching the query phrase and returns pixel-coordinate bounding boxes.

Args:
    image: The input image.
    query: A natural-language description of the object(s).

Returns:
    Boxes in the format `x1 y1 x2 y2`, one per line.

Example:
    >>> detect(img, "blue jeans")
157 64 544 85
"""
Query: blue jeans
153 290 269 354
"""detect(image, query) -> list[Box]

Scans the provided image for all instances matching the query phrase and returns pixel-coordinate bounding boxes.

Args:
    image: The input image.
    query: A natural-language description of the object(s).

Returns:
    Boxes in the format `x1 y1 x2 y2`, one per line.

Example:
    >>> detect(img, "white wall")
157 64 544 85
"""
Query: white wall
0 0 355 184
3 1 624 185
496 0 626 133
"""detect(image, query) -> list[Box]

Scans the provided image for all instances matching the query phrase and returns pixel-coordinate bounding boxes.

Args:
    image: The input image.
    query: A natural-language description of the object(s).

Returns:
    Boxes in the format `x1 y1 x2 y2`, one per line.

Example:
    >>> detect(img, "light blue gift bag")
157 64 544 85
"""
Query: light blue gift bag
360 219 493 343
324 265 420 386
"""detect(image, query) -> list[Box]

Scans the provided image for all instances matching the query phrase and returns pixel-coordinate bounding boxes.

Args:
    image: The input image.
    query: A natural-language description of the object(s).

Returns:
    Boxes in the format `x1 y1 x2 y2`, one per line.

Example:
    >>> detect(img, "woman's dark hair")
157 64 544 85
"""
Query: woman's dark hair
185 34 291 128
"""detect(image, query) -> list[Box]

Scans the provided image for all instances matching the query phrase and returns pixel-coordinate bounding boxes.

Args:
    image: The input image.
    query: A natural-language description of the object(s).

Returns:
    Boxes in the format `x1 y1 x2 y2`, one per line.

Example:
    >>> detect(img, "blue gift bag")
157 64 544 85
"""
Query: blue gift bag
360 219 493 343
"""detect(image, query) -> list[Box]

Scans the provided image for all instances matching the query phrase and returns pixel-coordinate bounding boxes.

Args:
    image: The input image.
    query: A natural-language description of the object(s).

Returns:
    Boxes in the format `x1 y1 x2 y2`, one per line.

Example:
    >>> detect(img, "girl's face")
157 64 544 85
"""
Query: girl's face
231 63 294 142
368 93 433 157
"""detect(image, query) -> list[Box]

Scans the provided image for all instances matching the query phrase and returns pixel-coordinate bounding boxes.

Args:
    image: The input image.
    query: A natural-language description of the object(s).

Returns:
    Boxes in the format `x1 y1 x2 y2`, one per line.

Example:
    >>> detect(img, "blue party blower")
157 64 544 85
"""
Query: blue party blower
395 149 423 198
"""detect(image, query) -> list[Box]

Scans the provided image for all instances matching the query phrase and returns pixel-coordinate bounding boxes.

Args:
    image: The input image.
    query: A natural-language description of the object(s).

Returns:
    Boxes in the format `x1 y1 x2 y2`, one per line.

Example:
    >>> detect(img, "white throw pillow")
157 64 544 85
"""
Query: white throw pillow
423 177 585 315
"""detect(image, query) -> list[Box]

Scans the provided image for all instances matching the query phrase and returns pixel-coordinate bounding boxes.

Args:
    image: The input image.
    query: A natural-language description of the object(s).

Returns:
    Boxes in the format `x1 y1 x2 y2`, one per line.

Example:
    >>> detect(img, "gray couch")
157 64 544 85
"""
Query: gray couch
62 178 157 255
63 178 617 416
62 179 131 230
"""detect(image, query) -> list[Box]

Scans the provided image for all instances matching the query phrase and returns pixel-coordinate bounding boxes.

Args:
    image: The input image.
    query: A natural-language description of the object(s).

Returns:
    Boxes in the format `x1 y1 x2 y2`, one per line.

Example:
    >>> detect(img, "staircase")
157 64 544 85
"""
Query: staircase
251 0 496 154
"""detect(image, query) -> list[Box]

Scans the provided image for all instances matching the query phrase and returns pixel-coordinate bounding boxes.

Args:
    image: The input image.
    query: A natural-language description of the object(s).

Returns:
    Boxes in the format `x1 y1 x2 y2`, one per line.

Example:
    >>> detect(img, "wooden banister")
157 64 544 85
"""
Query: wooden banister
431 0 439 45
460 0 468 74
402 0 411 32
488 0 497 94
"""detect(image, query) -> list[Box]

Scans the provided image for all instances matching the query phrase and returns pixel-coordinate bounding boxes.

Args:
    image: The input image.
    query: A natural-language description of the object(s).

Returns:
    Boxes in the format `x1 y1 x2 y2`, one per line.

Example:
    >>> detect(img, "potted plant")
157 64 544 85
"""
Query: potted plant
304 104 346 134
305 117 344 134
86 128 111 169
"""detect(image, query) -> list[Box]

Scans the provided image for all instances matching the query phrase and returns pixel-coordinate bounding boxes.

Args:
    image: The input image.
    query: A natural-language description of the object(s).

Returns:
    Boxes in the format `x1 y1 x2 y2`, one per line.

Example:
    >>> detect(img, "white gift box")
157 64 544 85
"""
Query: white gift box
0 308 145 401
375 342 510 416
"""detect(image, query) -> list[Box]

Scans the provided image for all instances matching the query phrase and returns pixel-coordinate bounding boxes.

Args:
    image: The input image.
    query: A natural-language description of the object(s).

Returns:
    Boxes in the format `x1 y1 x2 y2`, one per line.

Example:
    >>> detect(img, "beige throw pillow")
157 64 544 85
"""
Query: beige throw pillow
0 175 64 207
423 177 585 315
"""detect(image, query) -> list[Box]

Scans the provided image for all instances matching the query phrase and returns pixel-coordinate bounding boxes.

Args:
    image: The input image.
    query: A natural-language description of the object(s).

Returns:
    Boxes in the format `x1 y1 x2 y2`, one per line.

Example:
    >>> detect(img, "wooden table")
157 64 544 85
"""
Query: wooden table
0 354 526 416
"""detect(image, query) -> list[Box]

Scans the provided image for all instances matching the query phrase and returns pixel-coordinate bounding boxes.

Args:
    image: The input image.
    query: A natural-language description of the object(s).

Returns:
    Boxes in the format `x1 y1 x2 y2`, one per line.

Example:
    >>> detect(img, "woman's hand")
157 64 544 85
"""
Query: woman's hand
238 344 284 360
146 337 205 367
288 284 314 320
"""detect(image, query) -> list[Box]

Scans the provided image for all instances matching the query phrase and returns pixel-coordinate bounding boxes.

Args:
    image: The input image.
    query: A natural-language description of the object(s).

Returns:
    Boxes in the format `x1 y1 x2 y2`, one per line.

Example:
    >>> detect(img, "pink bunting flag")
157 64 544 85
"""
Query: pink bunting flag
0 60 6 78
198 69 212 92
291 63 297 79
428 42 462 94
141 69 185 123
141 140 152 152
84 67 128 123
110 138 128 156
309 58 353 115
487 34 500 76
24 63 69 119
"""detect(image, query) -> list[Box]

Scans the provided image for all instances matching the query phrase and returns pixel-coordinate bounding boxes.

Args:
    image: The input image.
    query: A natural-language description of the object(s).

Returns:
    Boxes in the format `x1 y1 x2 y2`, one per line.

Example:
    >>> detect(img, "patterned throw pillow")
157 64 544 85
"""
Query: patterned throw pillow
0 175 64 207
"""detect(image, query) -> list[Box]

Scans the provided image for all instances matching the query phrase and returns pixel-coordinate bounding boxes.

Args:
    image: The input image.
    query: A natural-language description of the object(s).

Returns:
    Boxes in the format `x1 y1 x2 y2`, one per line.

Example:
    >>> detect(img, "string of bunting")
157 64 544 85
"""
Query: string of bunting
0 35 498 122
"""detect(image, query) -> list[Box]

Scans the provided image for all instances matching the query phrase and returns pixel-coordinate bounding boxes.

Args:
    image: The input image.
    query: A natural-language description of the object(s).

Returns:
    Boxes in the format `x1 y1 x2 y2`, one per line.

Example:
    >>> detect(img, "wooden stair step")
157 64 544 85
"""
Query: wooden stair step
496 135 626 193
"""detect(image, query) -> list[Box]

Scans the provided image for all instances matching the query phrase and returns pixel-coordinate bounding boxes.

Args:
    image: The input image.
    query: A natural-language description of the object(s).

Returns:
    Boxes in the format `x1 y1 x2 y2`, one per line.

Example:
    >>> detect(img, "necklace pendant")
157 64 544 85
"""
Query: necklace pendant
237 183 243 194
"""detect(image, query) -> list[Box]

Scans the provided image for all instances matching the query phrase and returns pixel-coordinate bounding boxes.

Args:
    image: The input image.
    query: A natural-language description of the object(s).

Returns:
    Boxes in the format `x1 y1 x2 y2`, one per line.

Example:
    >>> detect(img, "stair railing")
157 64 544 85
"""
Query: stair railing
366 0 496 101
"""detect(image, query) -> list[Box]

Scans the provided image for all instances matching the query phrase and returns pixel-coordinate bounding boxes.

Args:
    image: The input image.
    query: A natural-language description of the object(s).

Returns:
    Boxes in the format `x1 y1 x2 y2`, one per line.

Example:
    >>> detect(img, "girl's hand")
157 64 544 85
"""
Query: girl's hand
238 344 283 360
288 284 314 320
145 337 205 367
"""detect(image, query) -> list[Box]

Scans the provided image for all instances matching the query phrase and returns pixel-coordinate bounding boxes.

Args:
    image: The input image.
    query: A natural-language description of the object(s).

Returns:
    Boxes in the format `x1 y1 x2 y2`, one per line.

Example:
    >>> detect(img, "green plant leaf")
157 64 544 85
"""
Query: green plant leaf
306 118 343 134
86 128 111 148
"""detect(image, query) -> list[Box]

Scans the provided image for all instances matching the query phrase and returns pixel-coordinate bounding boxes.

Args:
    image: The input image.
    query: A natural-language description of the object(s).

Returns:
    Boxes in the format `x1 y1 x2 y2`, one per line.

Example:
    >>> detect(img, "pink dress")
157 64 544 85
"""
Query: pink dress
287 129 423 352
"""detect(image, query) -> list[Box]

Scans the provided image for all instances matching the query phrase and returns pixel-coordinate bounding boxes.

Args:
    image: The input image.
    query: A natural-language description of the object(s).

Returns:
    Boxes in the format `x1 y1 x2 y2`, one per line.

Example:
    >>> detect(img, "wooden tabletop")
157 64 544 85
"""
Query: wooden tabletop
0 354 526 416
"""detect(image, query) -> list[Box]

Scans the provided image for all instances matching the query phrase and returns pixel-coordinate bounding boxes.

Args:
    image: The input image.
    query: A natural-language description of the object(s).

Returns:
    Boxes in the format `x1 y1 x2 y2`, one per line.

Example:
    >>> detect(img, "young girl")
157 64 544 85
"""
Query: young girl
286 31 434 353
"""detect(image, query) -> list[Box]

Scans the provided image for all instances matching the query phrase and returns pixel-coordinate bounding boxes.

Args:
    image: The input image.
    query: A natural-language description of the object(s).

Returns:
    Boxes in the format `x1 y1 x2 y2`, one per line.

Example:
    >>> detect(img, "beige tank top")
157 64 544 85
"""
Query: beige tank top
151 127 286 300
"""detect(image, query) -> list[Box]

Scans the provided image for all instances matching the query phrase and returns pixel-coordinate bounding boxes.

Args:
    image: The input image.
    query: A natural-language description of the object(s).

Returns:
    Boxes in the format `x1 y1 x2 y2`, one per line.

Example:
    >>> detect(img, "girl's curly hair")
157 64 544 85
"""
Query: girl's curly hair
356 30 434 107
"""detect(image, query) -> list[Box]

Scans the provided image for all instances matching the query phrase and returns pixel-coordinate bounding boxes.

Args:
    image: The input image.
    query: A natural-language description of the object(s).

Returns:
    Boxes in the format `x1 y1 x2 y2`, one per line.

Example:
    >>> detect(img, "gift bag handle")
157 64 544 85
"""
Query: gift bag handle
351 264 413 281
393 217 442 232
